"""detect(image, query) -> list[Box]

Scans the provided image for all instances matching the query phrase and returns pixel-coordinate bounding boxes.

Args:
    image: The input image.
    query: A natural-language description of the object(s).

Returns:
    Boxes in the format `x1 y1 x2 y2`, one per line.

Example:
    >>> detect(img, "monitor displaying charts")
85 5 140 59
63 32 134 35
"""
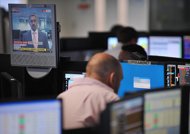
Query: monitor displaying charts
144 89 181 134
0 99 62 134
110 96 143 134
177 65 190 85
166 64 177 87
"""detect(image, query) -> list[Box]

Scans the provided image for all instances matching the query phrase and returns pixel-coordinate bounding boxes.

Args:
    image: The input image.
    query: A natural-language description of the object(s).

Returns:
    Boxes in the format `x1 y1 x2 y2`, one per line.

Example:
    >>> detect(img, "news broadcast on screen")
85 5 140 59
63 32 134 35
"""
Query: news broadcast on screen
11 5 53 52
9 4 57 68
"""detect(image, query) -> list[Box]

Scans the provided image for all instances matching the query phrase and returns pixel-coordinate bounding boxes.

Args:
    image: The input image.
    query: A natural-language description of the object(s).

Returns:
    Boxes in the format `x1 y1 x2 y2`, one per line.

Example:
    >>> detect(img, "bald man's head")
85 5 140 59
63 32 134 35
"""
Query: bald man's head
86 53 123 93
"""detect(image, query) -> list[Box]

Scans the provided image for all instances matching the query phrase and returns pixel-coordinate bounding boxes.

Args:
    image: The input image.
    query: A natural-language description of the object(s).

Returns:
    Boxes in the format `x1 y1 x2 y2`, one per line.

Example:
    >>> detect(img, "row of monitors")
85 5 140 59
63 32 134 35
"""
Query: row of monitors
0 87 189 134
101 86 190 134
107 35 190 59
63 61 190 98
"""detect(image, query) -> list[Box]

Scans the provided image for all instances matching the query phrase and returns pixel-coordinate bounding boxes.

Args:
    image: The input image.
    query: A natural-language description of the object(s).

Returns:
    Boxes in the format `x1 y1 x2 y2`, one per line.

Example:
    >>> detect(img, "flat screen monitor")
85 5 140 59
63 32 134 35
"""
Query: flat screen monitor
107 37 118 50
149 36 182 58
110 96 143 134
183 36 190 59
65 72 86 89
166 64 177 87
0 99 62 134
144 89 181 134
9 4 57 68
137 36 148 54
107 36 149 54
118 62 164 97
177 65 190 85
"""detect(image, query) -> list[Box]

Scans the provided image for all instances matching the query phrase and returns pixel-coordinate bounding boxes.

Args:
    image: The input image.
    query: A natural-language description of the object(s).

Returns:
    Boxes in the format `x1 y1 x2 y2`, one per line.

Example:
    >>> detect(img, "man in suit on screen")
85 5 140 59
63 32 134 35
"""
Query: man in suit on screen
22 14 49 50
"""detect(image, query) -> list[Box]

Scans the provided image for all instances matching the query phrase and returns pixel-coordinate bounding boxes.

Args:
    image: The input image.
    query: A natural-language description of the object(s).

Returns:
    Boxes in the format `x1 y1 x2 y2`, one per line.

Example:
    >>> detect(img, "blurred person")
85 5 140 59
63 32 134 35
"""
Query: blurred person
105 26 138 59
119 44 148 61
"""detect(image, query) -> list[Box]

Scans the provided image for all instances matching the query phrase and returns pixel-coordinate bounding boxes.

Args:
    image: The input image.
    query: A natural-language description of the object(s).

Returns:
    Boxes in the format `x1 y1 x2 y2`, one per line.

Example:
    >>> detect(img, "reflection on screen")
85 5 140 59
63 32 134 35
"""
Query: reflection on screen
0 99 62 134
178 65 190 85
144 89 181 134
166 64 177 87
107 36 148 53
183 36 190 59
118 62 164 97
65 72 86 89
149 36 182 58
111 97 143 134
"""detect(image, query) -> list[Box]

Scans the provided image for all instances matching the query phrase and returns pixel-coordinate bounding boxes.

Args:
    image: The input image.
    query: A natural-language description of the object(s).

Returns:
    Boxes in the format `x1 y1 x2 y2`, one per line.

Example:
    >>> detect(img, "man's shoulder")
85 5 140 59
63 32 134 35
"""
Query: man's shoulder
39 31 47 36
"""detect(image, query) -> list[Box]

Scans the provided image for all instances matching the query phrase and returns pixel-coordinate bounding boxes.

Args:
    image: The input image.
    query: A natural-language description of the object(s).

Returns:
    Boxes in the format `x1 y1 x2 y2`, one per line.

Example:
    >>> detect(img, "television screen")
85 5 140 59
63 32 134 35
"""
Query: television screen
9 4 57 67
118 62 164 97
177 65 190 85
144 89 181 134
183 36 190 59
166 64 177 87
149 36 182 58
110 96 143 134
0 99 62 134
107 36 149 54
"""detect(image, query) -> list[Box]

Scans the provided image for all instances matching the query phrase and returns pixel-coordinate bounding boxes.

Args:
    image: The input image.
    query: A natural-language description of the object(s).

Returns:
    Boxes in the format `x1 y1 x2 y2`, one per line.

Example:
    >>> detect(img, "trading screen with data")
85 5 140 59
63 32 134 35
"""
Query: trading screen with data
166 64 177 87
110 97 143 134
0 99 62 134
144 89 181 134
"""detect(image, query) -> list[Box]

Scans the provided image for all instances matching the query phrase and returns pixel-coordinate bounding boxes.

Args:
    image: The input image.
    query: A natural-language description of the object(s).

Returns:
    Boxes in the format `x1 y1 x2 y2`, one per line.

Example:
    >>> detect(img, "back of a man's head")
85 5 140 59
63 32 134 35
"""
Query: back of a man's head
110 24 124 35
117 26 138 44
119 44 148 61
86 53 122 92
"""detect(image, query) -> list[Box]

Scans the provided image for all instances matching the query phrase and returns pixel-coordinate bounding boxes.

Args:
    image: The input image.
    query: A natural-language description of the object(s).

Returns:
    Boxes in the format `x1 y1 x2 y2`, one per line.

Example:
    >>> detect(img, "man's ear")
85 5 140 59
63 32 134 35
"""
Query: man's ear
108 72 116 89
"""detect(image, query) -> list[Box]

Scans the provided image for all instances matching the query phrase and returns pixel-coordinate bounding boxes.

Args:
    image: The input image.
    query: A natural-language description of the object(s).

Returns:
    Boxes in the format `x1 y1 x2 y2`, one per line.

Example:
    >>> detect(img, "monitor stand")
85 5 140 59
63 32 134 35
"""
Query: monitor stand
26 67 52 79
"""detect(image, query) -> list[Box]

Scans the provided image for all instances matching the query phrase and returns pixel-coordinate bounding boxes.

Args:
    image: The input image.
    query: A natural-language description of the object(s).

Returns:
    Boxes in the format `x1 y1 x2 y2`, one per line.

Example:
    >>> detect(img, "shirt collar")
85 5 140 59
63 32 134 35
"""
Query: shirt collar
70 77 115 93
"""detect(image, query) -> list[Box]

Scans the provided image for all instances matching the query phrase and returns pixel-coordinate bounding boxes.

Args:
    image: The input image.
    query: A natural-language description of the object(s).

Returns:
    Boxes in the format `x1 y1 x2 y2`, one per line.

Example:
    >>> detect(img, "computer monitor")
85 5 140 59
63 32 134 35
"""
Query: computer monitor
149 36 182 58
107 37 118 50
109 95 143 134
177 65 190 85
65 72 86 89
166 64 177 87
9 4 58 68
0 99 62 134
137 36 148 54
107 36 149 54
118 62 165 97
183 36 190 59
144 88 181 134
